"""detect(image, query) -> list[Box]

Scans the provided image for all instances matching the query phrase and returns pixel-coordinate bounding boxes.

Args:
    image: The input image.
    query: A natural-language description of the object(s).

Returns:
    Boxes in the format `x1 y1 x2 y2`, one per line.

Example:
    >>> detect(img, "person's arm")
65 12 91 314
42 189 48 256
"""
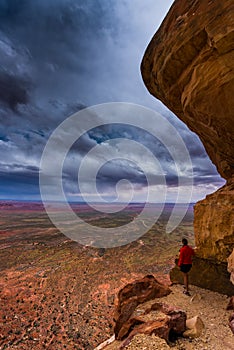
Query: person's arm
178 248 184 266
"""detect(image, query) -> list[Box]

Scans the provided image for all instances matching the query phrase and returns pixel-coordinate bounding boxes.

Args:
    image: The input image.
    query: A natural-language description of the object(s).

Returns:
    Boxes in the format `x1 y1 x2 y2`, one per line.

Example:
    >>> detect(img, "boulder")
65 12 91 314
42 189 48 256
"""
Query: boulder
115 297 186 342
114 275 171 338
183 315 205 338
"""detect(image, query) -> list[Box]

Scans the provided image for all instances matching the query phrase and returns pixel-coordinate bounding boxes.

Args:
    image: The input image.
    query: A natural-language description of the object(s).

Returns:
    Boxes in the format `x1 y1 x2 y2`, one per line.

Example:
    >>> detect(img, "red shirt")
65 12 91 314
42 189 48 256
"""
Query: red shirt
178 245 195 266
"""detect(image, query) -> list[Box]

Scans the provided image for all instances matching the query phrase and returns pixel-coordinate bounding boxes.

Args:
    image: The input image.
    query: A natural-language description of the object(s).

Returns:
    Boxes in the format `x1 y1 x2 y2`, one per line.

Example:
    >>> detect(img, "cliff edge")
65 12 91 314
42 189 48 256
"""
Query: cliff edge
141 0 234 292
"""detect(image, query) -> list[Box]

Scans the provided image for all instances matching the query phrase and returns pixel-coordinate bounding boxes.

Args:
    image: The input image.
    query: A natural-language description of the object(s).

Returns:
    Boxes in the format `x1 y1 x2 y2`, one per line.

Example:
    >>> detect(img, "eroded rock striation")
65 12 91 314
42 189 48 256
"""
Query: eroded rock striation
113 276 186 347
114 275 171 339
141 0 234 291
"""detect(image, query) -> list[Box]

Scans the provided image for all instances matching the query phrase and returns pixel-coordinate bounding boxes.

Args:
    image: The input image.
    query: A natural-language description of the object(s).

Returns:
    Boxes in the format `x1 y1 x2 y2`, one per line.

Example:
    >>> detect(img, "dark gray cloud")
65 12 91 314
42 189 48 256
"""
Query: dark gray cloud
0 0 119 108
0 71 30 109
0 163 39 199
0 0 225 202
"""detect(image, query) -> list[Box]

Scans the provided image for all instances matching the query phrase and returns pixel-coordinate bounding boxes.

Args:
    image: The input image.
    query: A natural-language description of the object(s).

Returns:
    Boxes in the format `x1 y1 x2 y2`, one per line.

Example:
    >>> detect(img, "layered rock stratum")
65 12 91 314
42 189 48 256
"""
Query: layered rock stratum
141 0 234 292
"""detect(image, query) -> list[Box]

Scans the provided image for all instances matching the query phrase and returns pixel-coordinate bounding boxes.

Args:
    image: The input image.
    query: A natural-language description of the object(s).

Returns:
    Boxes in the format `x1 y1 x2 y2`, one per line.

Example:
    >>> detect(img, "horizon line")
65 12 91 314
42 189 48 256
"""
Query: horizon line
0 199 196 205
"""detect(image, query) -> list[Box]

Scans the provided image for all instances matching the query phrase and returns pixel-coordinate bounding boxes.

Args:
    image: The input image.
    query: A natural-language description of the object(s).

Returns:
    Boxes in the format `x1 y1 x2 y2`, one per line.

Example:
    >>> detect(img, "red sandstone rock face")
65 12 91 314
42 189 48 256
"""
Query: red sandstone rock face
115 282 186 349
141 0 234 180
113 277 186 346
114 275 171 339
141 0 234 281
194 182 234 262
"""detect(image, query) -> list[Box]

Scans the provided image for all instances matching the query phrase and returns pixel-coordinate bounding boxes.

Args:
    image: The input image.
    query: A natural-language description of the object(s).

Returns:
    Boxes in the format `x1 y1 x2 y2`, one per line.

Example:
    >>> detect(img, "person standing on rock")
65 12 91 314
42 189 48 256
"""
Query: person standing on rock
178 238 195 296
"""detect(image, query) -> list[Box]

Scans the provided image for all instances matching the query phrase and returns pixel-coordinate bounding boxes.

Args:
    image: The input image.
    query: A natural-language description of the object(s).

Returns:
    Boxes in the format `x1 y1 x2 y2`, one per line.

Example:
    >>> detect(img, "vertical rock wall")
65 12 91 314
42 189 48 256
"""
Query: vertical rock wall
141 0 234 292
194 181 234 263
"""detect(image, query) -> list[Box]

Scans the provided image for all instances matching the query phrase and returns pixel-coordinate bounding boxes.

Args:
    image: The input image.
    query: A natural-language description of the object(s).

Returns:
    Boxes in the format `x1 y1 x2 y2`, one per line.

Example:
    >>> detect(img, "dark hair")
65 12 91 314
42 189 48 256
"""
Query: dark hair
182 238 188 245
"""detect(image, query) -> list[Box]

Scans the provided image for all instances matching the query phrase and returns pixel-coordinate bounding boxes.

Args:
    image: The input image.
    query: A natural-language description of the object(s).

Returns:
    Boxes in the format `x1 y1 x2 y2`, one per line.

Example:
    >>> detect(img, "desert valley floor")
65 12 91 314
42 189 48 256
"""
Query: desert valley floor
0 202 195 349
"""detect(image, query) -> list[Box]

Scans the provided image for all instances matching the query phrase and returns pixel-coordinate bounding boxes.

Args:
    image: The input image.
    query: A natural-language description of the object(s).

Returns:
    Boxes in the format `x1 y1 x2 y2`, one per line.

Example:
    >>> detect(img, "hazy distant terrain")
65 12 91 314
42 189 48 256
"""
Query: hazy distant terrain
0 202 194 349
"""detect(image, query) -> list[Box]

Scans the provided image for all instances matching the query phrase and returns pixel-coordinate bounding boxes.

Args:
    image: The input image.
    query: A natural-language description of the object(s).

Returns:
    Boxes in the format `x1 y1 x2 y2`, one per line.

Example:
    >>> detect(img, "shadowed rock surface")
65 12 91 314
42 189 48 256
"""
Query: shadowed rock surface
226 296 234 311
141 0 234 289
170 257 234 296
229 313 234 334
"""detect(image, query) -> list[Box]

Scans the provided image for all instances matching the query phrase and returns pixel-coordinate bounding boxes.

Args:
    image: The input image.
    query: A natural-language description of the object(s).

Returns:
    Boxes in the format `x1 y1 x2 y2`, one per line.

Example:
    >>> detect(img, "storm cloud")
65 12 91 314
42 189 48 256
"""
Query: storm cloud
0 0 225 202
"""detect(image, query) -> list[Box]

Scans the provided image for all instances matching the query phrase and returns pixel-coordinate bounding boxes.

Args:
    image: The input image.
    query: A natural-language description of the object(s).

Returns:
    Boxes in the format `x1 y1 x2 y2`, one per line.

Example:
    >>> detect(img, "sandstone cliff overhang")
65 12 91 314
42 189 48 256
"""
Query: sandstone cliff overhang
141 0 234 291
141 0 234 179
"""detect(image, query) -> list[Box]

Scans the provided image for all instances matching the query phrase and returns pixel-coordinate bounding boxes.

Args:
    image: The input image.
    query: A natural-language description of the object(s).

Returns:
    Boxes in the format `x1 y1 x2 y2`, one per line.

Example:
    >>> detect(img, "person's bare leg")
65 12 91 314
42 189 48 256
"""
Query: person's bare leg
183 272 189 292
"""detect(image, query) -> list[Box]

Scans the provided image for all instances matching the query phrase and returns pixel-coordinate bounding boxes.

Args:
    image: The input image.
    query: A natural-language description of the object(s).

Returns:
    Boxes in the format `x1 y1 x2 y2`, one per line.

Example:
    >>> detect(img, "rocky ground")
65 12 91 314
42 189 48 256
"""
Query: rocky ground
103 284 233 350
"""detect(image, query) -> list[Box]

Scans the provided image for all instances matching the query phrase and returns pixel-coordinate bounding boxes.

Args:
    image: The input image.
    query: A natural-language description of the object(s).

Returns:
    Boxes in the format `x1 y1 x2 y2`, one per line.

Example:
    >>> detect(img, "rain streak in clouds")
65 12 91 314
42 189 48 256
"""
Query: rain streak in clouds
0 0 225 201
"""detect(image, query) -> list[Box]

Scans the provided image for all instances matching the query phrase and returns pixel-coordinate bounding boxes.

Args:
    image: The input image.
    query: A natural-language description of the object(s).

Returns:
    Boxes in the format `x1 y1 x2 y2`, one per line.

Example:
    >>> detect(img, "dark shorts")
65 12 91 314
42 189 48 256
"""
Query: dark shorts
180 264 192 273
